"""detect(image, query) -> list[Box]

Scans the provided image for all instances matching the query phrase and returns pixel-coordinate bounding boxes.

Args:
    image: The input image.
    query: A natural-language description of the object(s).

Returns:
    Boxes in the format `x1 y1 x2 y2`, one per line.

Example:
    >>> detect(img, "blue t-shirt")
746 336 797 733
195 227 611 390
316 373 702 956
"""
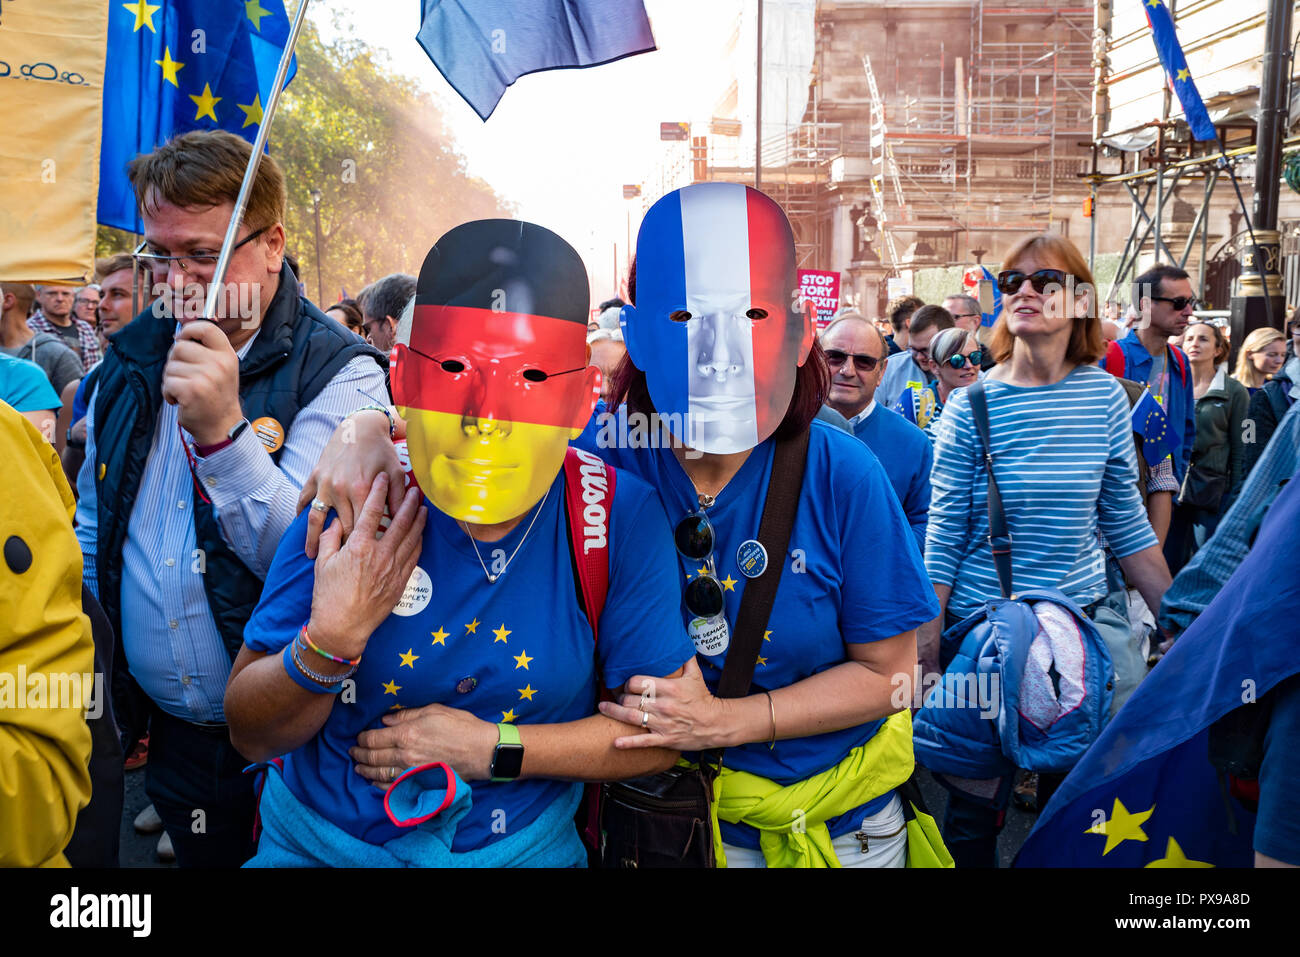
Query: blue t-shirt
579 414 939 847
0 352 60 413
850 403 932 555
243 468 694 852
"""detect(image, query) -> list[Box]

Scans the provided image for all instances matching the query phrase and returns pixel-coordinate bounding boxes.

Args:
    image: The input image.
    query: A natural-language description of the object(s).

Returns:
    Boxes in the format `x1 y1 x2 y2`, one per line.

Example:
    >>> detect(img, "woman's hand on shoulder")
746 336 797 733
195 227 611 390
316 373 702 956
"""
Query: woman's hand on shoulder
308 473 427 662
297 409 406 557
599 657 737 751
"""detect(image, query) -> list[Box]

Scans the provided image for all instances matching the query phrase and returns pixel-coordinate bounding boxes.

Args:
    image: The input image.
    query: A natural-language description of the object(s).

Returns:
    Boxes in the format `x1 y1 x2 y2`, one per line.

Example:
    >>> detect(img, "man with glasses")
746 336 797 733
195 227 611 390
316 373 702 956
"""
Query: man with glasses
943 293 996 372
1100 263 1198 484
821 312 932 553
29 284 101 373
877 304 954 411
73 130 386 868
356 273 417 355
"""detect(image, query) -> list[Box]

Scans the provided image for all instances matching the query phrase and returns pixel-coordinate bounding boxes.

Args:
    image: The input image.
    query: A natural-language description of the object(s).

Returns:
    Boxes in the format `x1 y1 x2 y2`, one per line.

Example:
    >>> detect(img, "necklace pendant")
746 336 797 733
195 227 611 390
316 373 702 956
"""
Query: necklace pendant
487 573 498 584
698 492 716 509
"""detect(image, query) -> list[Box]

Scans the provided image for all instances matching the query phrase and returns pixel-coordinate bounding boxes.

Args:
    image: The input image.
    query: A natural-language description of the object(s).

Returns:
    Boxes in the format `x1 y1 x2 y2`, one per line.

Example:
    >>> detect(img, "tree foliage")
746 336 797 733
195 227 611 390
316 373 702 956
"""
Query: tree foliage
273 18 514 304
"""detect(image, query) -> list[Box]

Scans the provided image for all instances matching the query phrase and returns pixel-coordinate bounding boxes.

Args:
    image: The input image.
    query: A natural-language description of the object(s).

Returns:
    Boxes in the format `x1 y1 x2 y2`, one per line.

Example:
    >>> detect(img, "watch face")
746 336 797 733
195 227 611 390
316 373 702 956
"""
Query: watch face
491 743 524 781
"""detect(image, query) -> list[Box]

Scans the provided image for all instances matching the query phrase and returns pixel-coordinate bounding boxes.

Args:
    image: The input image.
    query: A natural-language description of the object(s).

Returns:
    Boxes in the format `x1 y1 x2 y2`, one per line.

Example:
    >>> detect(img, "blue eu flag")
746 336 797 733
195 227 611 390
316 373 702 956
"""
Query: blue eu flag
418 0 656 121
98 1 298 232
1132 387 1180 467
1016 465 1300 867
1144 0 1217 141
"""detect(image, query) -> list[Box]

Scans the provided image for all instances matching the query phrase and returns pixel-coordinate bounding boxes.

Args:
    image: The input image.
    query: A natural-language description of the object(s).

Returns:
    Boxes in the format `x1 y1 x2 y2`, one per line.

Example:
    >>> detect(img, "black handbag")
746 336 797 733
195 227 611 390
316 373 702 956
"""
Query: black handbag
599 428 809 868
1177 462 1229 510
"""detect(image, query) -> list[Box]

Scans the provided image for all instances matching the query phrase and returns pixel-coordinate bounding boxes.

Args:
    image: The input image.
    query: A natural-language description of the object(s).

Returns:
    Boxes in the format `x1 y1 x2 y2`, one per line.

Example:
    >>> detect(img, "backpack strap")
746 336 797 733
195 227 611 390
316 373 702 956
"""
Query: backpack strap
968 381 1014 599
1103 340 1125 379
1170 345 1188 387
561 447 615 643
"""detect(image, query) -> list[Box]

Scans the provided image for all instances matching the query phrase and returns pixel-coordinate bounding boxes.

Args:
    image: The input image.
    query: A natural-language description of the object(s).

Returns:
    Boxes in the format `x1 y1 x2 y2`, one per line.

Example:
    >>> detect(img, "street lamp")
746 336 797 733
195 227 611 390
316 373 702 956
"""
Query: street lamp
309 187 324 305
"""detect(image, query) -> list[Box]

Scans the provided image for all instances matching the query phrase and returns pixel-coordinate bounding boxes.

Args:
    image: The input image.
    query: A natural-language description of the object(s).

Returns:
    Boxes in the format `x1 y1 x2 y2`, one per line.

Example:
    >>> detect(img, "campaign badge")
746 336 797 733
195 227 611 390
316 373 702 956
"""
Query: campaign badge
250 416 285 453
736 539 768 578
688 615 730 657
391 566 432 617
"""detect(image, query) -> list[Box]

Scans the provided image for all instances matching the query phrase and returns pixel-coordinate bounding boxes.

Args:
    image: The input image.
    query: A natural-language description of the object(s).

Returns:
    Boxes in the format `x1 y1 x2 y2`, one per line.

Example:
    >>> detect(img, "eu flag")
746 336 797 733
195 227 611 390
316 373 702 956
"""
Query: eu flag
98 1 298 233
1015 463 1300 867
1143 0 1217 141
417 0 656 121
1132 386 1180 466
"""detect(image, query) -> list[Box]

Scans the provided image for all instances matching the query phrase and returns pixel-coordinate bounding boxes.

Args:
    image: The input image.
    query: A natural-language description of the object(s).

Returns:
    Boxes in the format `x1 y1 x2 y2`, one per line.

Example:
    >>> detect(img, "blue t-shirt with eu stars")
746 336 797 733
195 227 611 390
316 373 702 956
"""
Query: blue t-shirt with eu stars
578 414 940 849
243 466 695 852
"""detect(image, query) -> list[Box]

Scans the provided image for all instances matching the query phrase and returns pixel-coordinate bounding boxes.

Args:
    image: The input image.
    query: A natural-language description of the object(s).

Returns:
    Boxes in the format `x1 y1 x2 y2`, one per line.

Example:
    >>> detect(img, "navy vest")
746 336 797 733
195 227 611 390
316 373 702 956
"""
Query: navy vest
92 265 381 735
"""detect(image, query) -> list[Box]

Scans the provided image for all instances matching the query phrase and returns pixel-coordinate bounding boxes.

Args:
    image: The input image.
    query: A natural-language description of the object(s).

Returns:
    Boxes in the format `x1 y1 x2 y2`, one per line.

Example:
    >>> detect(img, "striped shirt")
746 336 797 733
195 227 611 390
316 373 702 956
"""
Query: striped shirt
75 326 387 724
925 363 1158 619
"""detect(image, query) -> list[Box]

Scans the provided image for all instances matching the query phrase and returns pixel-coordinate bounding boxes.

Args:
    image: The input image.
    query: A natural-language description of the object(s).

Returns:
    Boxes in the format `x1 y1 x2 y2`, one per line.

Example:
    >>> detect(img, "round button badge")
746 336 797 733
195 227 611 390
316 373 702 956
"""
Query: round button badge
736 539 768 579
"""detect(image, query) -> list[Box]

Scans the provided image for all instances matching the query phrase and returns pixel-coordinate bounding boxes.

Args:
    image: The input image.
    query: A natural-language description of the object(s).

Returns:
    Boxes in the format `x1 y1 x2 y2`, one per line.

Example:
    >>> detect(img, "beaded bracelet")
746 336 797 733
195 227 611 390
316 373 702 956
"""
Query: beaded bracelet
292 640 355 687
349 400 397 439
299 624 361 667
283 643 347 695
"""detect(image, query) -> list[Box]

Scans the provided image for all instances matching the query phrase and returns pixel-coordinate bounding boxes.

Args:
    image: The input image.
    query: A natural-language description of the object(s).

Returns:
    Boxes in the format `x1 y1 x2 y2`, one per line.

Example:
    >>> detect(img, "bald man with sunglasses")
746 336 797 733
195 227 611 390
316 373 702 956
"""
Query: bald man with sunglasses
821 313 932 554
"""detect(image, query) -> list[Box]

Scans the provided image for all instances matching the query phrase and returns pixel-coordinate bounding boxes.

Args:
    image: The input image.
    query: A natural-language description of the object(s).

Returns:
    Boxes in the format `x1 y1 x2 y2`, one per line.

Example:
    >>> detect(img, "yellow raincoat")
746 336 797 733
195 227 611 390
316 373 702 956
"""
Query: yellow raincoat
0 402 93 866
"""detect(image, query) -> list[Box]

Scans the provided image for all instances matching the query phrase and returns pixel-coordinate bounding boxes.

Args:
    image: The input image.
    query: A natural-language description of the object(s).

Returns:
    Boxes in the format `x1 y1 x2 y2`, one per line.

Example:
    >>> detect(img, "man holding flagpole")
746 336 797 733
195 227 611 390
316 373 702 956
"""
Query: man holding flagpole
75 130 385 867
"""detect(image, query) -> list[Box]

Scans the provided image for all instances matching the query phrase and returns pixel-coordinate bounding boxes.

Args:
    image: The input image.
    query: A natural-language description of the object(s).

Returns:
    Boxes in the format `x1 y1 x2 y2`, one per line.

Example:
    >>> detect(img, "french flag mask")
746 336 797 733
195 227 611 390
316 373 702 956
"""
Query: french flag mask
622 183 815 455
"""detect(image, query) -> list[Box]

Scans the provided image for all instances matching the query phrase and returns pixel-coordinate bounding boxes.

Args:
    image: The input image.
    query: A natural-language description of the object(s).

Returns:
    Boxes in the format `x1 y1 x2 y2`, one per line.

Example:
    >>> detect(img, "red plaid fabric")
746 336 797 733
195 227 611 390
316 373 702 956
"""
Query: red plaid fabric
27 312 102 372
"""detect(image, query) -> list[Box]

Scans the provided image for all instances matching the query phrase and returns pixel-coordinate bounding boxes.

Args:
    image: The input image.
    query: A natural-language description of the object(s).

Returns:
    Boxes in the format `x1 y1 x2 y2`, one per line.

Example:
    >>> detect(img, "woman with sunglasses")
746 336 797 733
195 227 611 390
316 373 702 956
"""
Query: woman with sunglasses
922 328 983 445
299 186 939 868
922 233 1173 867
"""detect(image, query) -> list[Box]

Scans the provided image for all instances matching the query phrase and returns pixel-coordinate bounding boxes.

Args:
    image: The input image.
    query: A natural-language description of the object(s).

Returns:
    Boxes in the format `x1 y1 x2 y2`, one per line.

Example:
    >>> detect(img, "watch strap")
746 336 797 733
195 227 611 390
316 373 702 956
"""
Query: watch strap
496 722 521 747
490 722 523 781
194 418 249 457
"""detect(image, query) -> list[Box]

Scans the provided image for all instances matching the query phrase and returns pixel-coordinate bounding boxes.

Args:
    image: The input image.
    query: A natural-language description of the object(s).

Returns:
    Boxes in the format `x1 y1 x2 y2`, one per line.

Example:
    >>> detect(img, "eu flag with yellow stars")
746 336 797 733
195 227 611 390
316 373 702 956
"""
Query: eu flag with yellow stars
1143 0 1217 141
1015 465 1300 867
98 1 297 232
1132 386 1180 466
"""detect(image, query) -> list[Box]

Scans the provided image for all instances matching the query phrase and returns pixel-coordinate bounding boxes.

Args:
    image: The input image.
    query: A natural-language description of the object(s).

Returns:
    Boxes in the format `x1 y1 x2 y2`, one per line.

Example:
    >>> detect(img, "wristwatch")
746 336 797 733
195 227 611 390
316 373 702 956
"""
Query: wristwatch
489 722 524 782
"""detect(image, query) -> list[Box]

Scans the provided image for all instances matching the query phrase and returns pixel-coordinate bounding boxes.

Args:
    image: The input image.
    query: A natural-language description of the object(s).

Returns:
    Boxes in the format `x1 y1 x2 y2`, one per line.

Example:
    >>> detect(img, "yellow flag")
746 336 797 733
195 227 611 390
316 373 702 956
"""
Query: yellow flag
0 1 109 283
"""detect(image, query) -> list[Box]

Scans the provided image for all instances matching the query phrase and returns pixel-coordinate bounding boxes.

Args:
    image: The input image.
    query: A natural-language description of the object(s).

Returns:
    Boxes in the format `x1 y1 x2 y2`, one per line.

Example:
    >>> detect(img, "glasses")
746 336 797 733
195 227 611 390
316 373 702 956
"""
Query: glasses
824 349 880 372
996 269 1069 296
1151 295 1200 311
133 226 268 276
674 510 725 620
944 350 984 369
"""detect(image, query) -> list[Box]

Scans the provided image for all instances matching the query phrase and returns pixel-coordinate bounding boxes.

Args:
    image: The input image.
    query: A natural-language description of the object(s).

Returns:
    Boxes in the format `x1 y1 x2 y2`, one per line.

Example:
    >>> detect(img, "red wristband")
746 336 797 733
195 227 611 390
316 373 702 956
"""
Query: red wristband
194 437 234 457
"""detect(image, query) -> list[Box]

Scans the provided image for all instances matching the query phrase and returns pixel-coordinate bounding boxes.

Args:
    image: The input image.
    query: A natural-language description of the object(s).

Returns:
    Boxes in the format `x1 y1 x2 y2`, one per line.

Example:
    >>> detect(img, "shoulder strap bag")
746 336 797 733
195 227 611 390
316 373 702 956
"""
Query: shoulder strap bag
599 428 810 867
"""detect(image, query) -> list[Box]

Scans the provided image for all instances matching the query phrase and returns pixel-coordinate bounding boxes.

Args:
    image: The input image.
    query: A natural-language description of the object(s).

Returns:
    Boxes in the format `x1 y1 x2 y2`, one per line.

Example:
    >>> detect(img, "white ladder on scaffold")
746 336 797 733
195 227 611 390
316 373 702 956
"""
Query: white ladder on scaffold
862 54 907 272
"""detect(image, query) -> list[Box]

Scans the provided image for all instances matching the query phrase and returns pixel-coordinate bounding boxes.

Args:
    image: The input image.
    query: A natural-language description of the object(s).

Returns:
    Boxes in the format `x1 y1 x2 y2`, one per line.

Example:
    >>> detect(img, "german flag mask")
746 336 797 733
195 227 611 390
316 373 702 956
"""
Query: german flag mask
391 220 599 524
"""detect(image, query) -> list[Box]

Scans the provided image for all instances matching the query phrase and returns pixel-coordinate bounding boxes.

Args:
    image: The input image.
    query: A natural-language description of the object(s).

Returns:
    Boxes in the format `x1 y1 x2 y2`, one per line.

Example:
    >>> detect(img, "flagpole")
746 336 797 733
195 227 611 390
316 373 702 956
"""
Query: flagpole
204 0 311 321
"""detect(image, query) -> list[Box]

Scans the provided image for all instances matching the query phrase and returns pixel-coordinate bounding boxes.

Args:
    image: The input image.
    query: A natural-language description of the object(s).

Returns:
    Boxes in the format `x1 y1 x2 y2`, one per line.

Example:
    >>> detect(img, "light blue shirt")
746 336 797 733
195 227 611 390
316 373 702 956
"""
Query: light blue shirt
75 328 386 724
877 353 924 409
926 365 1158 619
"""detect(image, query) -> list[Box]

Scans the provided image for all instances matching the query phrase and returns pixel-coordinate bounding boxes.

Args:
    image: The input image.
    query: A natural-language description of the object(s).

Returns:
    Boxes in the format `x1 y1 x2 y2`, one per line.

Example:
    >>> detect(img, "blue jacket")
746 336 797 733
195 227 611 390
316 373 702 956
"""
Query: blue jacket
913 590 1114 778
848 403 931 555
1100 331 1196 481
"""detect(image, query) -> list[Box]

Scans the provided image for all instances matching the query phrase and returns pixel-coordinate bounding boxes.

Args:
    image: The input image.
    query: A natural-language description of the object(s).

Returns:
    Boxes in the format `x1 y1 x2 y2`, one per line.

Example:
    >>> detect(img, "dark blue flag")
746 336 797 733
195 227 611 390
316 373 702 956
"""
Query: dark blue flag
98 1 297 232
1143 0 1217 141
1015 462 1300 867
417 0 656 121
1132 386 1180 466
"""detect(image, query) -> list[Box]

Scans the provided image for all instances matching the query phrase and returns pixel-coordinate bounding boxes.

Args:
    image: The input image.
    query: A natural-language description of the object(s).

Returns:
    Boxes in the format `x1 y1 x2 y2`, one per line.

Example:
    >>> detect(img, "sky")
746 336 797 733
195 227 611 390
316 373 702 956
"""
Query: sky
316 0 743 299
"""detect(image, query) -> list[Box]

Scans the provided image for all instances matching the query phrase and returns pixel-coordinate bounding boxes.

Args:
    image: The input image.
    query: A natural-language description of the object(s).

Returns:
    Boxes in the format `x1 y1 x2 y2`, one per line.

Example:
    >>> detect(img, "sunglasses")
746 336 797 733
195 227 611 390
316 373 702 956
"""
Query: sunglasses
996 268 1069 296
1151 295 1200 311
824 349 880 372
674 510 725 620
944 350 983 370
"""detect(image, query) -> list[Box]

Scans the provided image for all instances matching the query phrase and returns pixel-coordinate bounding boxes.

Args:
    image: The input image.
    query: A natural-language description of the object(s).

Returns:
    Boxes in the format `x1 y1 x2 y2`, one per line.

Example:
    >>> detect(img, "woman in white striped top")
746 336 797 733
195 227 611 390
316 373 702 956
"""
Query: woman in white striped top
920 233 1173 867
